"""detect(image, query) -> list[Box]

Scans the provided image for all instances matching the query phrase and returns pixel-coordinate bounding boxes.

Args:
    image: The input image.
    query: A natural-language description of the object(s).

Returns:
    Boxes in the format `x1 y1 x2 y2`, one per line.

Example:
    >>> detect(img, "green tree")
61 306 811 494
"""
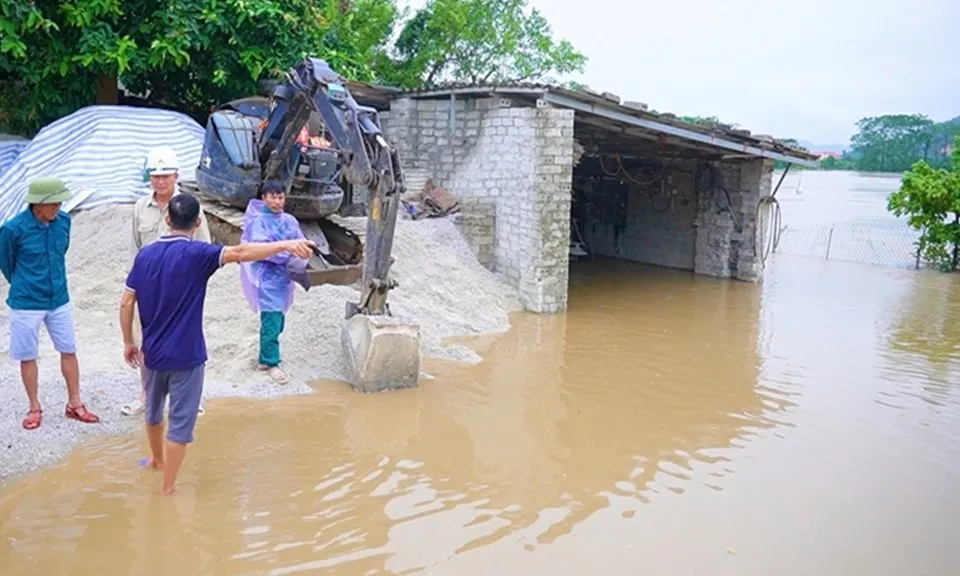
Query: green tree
822 114 960 174
561 80 592 92
0 0 398 135
851 114 937 172
386 0 586 87
887 135 960 271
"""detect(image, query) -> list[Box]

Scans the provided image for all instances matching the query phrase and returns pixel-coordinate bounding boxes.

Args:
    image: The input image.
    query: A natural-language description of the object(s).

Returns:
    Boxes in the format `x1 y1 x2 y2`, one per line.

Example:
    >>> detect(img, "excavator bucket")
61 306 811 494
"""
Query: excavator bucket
339 188 421 393
198 196 365 288
298 219 364 287
341 312 421 393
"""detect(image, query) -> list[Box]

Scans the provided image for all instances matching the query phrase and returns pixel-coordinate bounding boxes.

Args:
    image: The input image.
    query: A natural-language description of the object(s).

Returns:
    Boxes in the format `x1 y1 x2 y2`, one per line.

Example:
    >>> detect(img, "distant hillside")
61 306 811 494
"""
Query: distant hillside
797 116 959 156
796 140 848 154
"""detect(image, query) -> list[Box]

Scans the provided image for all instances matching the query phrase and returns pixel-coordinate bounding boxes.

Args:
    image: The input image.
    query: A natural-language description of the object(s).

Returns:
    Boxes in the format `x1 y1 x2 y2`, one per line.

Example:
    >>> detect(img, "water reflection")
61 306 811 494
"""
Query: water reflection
887 270 960 364
883 270 960 410
6 245 960 575
0 257 776 575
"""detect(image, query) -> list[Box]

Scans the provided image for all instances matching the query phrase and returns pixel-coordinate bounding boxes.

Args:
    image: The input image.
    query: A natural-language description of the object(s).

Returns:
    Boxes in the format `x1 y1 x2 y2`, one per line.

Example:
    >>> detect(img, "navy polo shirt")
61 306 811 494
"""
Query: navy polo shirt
125 236 226 372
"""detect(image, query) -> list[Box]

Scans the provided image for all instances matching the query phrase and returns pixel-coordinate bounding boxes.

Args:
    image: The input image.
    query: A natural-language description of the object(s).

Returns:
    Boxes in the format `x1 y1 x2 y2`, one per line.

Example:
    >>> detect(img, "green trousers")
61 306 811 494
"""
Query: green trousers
259 311 286 367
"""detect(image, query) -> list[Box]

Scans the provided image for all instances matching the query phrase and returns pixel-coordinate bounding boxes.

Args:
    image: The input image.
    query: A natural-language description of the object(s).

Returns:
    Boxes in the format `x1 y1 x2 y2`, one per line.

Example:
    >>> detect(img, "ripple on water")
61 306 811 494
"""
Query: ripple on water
4 253 960 574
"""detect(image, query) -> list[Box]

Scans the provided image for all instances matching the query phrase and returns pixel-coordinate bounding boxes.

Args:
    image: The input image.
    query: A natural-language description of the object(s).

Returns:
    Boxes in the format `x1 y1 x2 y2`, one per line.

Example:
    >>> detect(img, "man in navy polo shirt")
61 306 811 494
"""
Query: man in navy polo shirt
119 193 314 495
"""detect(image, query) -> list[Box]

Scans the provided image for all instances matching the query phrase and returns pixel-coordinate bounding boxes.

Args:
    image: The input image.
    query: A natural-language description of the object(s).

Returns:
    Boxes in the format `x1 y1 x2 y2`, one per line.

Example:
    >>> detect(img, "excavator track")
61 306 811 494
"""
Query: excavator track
180 180 367 288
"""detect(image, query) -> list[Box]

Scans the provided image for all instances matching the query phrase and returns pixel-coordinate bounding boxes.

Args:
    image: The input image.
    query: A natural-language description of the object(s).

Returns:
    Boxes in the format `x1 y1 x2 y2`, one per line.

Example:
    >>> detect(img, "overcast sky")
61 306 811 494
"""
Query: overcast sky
397 0 959 146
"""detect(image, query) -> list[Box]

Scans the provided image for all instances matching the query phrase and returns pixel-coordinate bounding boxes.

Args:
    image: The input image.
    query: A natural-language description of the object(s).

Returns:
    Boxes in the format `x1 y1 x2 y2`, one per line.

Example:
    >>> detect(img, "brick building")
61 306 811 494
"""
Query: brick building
357 83 818 313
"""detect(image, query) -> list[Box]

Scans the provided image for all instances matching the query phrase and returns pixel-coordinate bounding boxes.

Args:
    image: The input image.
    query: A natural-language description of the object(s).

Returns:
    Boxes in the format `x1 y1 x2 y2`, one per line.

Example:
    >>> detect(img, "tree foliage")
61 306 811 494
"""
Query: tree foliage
887 136 960 271
849 114 956 172
803 114 960 174
0 0 401 134
374 0 586 87
0 0 585 136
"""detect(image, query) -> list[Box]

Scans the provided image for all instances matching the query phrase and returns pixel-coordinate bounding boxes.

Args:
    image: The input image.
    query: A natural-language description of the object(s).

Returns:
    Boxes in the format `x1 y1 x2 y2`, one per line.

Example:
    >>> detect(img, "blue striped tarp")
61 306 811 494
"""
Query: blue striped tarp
0 105 205 226
0 140 28 178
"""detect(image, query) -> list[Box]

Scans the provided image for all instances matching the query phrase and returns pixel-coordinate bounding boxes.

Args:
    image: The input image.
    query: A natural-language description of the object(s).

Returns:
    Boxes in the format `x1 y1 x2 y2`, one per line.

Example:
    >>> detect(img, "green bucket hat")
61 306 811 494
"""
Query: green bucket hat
25 176 73 205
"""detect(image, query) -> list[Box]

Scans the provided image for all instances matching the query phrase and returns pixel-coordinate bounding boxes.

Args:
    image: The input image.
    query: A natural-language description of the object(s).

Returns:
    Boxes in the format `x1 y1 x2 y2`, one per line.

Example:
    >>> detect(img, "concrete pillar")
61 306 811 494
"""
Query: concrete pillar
694 158 773 283
517 107 575 313
381 97 418 167
734 159 773 282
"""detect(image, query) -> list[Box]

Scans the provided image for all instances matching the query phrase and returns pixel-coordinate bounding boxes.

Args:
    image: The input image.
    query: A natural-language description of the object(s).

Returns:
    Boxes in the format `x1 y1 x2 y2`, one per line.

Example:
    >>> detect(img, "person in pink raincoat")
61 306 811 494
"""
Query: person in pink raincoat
240 180 309 384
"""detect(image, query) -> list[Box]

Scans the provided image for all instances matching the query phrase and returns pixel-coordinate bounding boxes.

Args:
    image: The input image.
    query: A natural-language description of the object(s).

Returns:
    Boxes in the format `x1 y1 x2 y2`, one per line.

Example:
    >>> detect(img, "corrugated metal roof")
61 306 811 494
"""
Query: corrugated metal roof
386 81 819 163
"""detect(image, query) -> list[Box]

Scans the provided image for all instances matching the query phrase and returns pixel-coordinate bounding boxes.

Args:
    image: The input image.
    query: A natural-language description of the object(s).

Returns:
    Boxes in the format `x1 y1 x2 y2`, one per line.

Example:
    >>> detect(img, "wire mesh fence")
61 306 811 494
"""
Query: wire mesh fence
773 221 922 269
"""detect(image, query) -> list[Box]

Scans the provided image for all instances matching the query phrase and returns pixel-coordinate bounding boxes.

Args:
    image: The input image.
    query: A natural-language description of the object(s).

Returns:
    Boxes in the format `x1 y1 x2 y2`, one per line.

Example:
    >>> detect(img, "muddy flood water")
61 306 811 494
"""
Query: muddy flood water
3 172 960 575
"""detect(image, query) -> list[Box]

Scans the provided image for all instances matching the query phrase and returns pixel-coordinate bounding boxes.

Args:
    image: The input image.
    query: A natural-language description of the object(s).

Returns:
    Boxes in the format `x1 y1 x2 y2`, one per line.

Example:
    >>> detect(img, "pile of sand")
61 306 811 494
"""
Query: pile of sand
71 204 519 384
0 204 520 480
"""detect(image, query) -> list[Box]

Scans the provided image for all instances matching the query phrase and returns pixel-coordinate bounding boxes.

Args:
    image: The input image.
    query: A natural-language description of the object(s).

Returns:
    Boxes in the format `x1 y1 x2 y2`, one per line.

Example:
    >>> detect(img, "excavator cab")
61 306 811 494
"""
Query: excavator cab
190 96 363 286
195 96 345 221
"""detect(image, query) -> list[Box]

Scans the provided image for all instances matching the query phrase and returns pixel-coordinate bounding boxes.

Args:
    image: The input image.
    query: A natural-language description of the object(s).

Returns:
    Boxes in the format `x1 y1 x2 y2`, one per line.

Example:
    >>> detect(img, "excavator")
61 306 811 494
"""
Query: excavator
179 56 421 393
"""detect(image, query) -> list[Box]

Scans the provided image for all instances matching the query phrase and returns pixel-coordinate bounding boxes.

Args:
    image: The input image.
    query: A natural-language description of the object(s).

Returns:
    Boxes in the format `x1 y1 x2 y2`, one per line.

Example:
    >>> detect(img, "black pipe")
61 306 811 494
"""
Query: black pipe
771 163 792 199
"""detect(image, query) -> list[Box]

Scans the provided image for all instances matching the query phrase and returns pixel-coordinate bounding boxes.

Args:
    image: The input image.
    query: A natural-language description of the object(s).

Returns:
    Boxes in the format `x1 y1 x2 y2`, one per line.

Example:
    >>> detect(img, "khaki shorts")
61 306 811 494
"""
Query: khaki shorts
132 304 142 348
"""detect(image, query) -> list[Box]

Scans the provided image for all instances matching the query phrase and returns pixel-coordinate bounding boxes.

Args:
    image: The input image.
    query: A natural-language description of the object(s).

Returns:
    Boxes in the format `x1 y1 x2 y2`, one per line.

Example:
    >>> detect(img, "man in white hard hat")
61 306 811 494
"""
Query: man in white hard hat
121 145 211 417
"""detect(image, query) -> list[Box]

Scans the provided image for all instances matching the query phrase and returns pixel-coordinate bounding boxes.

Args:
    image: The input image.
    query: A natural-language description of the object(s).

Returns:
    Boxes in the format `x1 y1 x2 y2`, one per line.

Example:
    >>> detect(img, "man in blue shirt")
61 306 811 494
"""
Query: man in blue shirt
0 176 100 430
119 193 314 495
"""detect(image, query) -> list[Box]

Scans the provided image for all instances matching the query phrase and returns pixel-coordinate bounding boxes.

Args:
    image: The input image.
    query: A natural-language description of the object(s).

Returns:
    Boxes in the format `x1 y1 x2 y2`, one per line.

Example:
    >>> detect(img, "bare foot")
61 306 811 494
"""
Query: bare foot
267 366 289 385
141 458 164 471
258 364 289 384
160 485 176 496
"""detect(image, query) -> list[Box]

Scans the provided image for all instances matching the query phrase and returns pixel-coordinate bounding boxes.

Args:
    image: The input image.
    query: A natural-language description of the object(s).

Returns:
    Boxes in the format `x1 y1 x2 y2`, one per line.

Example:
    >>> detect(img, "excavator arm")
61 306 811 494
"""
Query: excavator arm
250 56 420 393
259 56 405 318
190 55 420 392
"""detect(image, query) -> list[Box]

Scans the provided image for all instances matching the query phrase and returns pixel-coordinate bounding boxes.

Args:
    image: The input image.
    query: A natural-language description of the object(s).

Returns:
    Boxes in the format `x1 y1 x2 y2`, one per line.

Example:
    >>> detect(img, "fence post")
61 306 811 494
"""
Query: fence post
825 227 834 260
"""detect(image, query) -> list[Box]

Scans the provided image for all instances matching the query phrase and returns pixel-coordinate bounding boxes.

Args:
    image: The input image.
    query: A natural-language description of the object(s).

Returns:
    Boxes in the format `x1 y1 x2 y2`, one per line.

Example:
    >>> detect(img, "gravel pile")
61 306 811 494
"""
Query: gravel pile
0 204 520 483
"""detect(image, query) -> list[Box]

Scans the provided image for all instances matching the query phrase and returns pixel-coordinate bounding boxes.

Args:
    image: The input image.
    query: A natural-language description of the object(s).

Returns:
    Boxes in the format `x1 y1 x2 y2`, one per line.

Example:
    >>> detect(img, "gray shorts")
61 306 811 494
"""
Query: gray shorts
144 363 205 444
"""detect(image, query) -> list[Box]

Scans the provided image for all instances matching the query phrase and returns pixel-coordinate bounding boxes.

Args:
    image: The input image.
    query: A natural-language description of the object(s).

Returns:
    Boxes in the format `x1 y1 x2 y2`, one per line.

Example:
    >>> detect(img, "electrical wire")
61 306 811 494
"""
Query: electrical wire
695 162 741 232
584 154 787 268
593 155 676 214
598 154 664 186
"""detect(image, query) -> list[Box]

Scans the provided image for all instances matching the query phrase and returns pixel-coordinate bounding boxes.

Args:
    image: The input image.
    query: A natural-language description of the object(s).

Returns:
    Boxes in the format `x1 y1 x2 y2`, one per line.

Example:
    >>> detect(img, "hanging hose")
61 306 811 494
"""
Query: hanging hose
756 164 791 268
756 194 782 267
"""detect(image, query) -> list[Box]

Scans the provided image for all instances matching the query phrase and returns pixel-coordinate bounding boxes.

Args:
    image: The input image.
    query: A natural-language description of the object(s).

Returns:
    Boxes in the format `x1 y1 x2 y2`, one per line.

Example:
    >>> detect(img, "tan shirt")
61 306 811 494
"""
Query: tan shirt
131 187 212 261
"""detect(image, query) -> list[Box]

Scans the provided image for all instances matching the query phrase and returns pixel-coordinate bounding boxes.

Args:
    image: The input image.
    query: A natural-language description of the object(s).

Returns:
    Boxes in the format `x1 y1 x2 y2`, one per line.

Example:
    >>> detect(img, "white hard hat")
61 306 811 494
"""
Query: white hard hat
145 146 179 176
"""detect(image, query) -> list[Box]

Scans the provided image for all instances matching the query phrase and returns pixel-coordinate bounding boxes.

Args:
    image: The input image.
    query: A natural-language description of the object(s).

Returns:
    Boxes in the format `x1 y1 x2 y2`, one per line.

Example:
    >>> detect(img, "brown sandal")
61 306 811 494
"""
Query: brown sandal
22 408 42 430
65 403 100 424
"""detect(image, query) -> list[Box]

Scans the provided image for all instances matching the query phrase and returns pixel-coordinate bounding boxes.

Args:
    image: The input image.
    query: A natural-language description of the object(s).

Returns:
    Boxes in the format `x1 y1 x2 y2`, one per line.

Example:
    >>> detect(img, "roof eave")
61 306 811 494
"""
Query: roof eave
400 86 547 99
540 90 819 168
393 83 819 167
